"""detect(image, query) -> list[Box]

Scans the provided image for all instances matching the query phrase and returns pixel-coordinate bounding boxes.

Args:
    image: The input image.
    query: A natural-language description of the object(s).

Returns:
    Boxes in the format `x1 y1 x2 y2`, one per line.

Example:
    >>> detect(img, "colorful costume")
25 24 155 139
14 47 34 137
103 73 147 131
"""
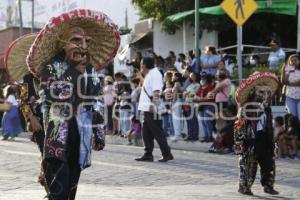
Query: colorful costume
26 9 120 200
234 72 279 195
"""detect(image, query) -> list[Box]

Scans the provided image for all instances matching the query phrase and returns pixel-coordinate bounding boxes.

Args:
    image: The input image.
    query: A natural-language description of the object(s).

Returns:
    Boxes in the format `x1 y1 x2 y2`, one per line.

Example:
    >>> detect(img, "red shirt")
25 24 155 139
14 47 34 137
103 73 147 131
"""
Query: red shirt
196 84 215 102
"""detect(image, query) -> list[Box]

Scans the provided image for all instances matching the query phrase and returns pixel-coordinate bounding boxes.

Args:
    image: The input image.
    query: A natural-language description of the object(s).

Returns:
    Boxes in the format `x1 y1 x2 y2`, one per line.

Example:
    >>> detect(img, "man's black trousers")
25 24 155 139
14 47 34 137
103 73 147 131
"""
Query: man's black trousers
142 112 171 157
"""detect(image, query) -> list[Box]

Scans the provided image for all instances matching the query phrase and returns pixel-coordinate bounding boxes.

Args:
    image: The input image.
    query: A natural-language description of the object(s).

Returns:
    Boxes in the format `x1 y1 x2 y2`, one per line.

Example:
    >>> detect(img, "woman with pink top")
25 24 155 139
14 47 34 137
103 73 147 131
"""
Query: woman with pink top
208 69 231 132
209 69 231 110
281 54 300 119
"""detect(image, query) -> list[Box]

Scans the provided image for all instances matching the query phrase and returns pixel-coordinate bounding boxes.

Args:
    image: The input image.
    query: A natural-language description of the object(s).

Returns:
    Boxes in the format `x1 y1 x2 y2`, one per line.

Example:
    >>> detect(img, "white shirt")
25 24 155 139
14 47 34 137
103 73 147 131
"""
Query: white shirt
174 61 183 73
6 95 18 106
286 69 300 99
138 67 163 112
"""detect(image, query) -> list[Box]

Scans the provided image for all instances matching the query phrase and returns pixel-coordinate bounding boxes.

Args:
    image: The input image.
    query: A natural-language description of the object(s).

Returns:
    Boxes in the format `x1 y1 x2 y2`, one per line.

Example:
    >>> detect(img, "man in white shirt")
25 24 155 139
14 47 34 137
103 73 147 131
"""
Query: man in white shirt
268 40 286 69
135 57 174 162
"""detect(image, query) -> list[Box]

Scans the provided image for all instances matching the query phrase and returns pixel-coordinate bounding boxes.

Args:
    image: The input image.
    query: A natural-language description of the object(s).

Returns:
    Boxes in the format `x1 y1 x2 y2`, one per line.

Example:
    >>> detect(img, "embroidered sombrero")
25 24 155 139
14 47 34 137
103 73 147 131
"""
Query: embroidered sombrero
26 9 120 76
235 72 279 106
4 33 37 82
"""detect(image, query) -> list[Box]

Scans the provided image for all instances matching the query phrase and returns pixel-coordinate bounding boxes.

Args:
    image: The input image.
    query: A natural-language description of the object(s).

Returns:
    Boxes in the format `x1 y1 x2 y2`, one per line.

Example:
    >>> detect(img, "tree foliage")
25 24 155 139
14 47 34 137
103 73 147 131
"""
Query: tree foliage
132 0 297 48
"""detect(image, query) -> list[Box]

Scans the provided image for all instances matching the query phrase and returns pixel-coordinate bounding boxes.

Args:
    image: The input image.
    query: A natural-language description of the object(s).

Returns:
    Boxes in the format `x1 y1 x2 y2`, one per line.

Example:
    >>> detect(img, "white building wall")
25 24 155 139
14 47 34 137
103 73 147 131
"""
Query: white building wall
153 21 218 58
114 34 133 76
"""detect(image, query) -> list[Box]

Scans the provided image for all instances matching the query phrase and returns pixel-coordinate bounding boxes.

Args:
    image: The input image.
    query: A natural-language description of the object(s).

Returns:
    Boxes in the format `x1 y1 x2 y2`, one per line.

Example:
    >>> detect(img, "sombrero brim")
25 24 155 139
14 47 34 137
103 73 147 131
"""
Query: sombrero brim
4 33 37 82
235 72 279 106
27 9 120 77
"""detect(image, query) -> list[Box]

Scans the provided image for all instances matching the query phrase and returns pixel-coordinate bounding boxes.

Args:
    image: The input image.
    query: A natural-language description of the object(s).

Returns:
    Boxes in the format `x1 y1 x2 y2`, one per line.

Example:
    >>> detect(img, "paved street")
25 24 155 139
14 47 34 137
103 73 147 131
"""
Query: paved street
0 138 299 200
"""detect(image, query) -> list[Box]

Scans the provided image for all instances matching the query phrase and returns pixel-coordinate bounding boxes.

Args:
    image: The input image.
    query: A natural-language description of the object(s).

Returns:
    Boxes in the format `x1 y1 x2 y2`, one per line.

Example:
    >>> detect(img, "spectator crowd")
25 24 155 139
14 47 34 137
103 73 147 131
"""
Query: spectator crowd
0 43 299 159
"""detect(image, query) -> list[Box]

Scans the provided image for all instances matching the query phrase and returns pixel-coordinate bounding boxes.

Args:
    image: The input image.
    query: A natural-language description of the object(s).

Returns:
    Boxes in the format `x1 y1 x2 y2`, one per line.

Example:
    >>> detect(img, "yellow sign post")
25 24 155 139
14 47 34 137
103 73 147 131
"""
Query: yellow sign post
221 0 258 26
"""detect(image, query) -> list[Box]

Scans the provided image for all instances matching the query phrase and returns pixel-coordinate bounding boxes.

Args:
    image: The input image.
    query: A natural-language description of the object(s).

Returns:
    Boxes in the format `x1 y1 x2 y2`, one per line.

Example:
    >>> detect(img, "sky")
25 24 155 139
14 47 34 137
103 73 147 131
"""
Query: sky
0 0 140 30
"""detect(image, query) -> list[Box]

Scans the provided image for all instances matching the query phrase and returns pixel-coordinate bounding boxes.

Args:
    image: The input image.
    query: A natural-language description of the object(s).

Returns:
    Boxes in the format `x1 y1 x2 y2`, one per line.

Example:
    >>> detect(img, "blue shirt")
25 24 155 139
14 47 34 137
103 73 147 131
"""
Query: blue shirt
191 58 200 74
268 48 286 68
200 54 221 76
200 54 221 68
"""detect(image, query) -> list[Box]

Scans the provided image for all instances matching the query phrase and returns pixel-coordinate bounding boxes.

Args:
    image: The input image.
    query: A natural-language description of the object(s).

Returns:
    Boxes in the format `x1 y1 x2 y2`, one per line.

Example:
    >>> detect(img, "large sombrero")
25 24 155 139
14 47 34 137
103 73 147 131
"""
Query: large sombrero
26 9 120 76
4 33 37 82
235 72 279 106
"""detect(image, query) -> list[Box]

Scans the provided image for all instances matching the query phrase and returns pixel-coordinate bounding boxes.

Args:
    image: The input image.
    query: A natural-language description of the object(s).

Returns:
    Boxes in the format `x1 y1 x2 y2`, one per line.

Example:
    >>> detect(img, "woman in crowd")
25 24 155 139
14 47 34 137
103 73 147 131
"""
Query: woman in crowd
103 76 115 134
1 85 23 141
200 46 221 76
113 72 125 135
281 54 300 119
183 72 200 141
208 69 231 132
118 75 132 136
170 72 184 141
194 72 215 142
162 71 174 137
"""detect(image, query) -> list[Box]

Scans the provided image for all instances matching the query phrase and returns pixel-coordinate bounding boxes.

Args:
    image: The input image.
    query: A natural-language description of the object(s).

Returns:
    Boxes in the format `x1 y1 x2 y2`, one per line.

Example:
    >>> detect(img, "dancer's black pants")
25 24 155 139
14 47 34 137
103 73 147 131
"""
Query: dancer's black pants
43 117 81 200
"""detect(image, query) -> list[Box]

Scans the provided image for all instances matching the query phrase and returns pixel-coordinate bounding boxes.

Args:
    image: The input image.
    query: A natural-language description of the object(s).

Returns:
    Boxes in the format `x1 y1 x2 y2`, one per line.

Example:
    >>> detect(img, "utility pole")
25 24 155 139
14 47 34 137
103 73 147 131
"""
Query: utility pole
31 0 34 32
195 0 200 68
125 8 128 29
18 0 23 36
237 25 243 82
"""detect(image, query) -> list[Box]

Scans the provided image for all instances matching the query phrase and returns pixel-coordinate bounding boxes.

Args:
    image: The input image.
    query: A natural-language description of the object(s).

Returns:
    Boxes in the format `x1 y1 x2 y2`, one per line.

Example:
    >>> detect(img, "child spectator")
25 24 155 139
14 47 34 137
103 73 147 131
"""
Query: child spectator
274 116 285 140
277 114 291 158
273 116 285 157
131 78 141 118
209 104 237 153
126 115 142 146
285 116 300 158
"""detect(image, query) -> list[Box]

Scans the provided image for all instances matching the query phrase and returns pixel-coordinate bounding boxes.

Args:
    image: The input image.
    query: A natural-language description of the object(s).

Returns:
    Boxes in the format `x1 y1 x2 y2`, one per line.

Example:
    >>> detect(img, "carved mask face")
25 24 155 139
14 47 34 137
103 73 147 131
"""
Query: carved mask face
253 85 272 104
61 27 91 66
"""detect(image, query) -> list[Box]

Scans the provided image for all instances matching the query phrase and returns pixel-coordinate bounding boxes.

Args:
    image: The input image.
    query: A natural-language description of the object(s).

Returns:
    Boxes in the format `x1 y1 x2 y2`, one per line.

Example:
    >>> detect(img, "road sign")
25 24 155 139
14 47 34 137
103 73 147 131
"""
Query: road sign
221 0 258 26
